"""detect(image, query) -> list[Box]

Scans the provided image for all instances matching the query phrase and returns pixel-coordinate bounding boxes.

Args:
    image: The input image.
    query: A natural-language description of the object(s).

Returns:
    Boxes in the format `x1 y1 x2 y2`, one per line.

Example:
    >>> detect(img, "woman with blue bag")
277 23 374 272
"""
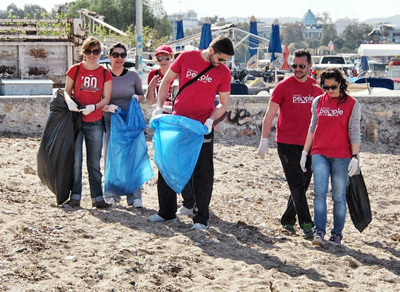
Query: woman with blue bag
102 43 147 208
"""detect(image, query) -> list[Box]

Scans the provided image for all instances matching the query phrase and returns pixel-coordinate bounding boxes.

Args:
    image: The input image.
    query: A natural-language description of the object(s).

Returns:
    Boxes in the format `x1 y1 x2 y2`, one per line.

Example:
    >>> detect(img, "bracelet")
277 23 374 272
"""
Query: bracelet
94 104 97 110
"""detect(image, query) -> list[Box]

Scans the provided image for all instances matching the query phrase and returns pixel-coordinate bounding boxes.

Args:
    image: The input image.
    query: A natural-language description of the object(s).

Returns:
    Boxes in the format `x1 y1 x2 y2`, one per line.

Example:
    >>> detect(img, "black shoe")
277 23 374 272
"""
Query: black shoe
301 223 314 239
62 199 81 208
282 224 296 235
92 200 112 208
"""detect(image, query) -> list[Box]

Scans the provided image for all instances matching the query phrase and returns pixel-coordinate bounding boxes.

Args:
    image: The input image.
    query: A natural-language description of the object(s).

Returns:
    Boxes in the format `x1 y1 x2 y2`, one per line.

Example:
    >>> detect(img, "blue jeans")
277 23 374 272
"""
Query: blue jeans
312 154 350 238
103 114 141 204
71 120 104 202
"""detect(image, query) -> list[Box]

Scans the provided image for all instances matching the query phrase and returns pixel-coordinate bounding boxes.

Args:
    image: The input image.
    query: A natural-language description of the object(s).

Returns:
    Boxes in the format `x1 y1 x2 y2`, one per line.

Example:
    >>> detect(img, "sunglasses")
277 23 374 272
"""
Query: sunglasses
84 48 101 55
111 52 127 58
322 84 339 91
291 64 307 69
157 56 171 62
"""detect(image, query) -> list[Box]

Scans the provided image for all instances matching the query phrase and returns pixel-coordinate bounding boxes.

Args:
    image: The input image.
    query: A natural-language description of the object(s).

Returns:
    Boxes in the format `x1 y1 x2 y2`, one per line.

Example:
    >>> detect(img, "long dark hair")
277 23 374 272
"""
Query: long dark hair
319 67 349 105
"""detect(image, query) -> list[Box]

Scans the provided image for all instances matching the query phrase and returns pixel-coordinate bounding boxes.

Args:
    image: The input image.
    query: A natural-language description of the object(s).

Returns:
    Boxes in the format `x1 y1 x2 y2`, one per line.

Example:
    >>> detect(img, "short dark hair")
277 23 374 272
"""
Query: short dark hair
319 67 349 104
210 35 235 56
294 49 312 63
109 43 127 55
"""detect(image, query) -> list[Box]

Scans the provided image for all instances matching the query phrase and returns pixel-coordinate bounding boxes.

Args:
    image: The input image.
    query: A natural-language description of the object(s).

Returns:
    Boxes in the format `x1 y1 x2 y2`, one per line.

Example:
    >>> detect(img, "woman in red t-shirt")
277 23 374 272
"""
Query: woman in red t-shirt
63 36 113 209
301 68 361 246
146 45 175 113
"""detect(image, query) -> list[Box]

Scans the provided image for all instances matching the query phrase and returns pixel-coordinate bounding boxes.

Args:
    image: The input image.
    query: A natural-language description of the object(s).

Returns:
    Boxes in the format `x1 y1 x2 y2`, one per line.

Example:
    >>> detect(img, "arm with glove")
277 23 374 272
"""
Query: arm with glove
81 79 113 115
205 91 230 133
258 101 279 159
152 68 178 117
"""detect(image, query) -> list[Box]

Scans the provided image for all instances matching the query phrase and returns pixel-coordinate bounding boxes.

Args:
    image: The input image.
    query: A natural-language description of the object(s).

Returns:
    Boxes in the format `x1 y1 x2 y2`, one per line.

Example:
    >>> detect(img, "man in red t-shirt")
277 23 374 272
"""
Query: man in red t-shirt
148 36 235 230
258 49 324 239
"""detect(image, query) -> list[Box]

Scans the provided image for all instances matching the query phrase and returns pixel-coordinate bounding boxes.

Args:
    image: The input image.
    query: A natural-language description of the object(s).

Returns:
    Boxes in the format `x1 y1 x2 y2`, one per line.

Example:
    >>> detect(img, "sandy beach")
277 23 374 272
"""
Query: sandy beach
0 134 399 291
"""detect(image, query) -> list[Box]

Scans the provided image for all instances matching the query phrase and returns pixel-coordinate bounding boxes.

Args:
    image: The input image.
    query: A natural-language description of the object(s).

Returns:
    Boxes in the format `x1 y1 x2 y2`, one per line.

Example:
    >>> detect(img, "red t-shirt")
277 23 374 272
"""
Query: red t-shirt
147 68 173 101
271 75 324 145
170 50 231 123
66 63 113 122
311 94 356 158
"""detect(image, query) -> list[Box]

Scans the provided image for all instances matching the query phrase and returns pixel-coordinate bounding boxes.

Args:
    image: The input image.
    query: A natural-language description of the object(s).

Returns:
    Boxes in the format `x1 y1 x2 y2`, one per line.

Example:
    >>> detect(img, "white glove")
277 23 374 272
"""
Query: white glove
300 150 308 172
348 157 359 177
103 104 118 113
152 106 163 117
81 104 96 115
204 118 214 133
66 98 79 112
258 138 269 159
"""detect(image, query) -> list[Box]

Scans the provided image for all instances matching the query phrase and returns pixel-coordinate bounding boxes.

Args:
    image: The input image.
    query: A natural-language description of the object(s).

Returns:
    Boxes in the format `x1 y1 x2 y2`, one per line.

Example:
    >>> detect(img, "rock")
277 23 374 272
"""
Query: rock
65 255 78 262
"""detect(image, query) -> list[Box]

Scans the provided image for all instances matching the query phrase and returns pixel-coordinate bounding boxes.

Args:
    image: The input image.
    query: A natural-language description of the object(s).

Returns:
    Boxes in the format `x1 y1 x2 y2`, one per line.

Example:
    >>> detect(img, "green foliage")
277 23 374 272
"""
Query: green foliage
320 24 337 46
281 22 304 44
342 23 373 51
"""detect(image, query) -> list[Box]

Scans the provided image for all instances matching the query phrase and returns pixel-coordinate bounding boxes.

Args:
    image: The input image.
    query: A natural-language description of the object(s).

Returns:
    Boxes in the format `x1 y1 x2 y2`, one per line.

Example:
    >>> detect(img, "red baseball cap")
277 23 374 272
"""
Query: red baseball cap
155 45 173 56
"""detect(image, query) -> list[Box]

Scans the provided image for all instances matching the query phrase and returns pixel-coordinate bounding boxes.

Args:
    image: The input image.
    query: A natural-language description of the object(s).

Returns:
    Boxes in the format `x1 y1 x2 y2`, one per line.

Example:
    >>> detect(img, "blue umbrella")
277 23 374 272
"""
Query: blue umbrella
357 56 369 78
268 22 282 64
176 19 184 51
248 16 259 68
199 20 212 50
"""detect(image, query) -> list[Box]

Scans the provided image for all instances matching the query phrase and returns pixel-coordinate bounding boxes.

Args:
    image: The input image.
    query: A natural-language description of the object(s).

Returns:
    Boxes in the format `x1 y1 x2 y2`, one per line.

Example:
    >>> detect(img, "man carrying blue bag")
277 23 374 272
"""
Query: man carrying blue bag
148 36 235 230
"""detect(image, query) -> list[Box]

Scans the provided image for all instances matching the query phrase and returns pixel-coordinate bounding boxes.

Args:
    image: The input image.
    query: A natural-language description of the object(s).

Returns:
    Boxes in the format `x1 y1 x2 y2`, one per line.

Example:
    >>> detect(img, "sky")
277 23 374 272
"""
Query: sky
1 0 399 22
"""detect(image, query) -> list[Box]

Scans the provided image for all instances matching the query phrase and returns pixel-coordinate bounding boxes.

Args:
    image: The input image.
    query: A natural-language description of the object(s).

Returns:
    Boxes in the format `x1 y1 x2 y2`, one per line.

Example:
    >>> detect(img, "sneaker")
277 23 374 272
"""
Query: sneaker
92 200 112 209
312 231 325 246
191 223 209 230
147 214 177 222
176 206 194 216
282 224 296 235
104 197 117 206
62 199 80 208
301 223 314 239
133 199 143 208
328 234 342 245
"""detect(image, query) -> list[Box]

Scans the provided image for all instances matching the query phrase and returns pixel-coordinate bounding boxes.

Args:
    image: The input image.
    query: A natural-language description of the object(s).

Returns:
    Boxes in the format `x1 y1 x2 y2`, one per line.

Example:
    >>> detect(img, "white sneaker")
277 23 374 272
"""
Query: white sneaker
104 197 117 206
147 214 177 222
176 206 194 216
133 199 143 208
191 223 209 230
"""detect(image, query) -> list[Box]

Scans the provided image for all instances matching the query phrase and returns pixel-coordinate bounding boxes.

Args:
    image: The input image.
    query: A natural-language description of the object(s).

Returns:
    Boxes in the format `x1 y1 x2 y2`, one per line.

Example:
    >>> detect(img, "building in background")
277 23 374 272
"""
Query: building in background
167 10 199 39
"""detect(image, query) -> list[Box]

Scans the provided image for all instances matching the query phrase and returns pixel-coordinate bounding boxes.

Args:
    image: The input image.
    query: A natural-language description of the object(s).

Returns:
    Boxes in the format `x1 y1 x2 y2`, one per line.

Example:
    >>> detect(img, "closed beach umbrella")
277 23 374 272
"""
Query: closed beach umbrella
268 19 283 82
247 15 259 69
281 44 290 70
268 20 283 65
176 18 184 51
199 18 212 50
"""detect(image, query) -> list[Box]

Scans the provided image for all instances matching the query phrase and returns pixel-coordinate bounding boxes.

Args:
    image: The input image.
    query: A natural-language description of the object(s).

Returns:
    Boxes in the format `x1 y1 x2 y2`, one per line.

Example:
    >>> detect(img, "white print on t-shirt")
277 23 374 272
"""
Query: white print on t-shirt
319 107 344 116
292 95 315 103
186 69 213 83
79 76 100 92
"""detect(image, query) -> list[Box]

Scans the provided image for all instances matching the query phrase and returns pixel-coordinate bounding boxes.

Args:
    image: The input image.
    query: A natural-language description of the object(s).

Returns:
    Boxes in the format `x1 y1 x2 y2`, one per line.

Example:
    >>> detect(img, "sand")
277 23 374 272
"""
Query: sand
0 135 399 291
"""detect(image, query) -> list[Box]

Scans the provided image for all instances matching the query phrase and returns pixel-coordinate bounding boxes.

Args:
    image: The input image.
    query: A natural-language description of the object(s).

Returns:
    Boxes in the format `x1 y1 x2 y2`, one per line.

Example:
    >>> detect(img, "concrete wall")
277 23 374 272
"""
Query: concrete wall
0 94 399 146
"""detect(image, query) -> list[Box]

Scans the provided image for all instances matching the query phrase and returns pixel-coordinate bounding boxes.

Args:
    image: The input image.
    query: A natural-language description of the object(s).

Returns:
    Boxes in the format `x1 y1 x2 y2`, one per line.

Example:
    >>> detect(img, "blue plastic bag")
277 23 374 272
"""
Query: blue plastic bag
150 115 208 193
104 98 154 196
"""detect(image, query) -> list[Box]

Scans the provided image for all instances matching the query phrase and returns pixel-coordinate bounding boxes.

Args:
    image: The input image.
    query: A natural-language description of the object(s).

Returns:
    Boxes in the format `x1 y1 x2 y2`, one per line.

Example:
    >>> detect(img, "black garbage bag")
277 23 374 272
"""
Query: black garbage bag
346 170 372 232
37 89 81 205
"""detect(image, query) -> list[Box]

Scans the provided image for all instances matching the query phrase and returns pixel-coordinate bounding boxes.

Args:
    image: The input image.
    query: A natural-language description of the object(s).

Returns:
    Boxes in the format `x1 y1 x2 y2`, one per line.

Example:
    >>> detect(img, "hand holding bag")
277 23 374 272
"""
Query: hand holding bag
346 170 372 232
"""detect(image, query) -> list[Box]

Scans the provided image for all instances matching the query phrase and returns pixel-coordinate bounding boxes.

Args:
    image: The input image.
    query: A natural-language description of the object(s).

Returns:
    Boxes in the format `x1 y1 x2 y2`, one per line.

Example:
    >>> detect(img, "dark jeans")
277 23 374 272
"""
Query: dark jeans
157 130 214 225
277 142 313 227
71 120 104 201
181 177 195 209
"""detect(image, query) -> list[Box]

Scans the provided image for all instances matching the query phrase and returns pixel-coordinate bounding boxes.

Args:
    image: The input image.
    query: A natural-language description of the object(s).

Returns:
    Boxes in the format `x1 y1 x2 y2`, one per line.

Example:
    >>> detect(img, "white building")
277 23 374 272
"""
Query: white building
335 17 359 36
167 10 199 39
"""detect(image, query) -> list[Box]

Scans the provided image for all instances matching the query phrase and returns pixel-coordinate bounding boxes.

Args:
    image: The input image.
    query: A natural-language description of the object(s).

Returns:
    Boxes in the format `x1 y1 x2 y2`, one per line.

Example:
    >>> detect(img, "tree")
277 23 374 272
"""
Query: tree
281 22 304 45
320 24 337 46
342 23 373 51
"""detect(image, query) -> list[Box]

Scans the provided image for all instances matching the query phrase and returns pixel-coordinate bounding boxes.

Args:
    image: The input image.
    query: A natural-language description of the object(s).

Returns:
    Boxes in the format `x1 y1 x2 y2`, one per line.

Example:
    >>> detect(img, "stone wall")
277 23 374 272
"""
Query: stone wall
0 94 399 146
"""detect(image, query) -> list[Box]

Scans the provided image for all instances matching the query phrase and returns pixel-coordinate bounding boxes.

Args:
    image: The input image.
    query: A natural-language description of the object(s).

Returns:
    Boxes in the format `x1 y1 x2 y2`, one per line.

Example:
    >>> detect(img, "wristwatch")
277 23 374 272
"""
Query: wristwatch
352 154 359 159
